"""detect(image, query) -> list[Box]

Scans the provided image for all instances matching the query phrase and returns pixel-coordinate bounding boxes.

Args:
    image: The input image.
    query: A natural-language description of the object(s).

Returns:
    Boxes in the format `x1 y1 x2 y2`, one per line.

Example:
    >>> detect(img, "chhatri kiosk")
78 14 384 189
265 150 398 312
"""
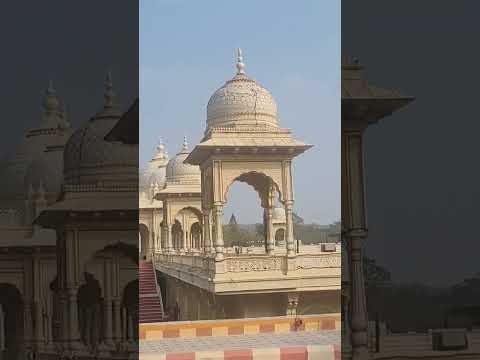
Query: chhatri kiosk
152 50 341 320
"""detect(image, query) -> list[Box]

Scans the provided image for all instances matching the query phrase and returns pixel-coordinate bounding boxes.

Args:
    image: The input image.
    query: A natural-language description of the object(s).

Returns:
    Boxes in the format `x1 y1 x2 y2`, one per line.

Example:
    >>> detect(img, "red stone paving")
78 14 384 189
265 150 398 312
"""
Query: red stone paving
228 326 244 335
259 323 275 333
280 346 308 360
196 327 213 337
321 318 336 330
224 349 253 360
165 352 196 360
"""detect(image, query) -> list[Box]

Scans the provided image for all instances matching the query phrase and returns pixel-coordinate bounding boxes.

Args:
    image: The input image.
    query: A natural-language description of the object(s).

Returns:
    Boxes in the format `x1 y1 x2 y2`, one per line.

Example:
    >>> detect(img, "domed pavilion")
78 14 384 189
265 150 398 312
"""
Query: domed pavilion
186 48 312 261
155 137 202 254
152 50 340 321
35 73 139 356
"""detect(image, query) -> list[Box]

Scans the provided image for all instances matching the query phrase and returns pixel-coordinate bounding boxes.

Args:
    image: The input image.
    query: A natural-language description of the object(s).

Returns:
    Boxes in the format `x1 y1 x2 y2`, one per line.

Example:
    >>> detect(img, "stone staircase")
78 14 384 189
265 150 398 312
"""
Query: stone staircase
139 260 165 323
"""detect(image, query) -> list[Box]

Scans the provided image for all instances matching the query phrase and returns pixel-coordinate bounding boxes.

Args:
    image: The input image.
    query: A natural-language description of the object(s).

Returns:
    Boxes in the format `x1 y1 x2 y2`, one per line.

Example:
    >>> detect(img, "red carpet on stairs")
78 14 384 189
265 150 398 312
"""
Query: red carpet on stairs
139 260 165 323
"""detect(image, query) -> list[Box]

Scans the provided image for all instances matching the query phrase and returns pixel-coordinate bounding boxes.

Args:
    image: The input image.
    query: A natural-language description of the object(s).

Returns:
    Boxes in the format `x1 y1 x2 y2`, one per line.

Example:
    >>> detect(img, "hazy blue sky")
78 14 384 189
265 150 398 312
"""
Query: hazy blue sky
140 0 340 225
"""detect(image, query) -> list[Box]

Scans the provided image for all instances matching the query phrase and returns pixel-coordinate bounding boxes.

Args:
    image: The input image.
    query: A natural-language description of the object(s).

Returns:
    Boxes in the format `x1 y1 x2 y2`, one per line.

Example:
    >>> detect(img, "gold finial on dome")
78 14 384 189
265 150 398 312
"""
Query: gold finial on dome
236 48 245 75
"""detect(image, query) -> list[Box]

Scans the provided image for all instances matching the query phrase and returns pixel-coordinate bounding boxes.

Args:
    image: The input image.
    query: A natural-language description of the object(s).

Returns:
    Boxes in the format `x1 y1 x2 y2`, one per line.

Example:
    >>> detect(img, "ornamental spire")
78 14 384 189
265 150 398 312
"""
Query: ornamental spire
104 70 115 108
236 48 245 75
182 135 188 151
155 137 167 159
41 79 61 127
47 79 55 95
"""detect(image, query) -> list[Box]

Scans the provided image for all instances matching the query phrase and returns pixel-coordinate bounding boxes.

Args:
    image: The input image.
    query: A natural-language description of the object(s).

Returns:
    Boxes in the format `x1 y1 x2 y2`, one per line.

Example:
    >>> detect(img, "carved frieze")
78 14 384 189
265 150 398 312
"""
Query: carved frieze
296 254 341 269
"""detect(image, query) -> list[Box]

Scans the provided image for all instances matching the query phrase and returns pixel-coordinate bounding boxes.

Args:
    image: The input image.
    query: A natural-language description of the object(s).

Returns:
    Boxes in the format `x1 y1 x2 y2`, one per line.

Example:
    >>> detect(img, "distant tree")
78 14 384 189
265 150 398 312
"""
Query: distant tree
364 257 391 284
254 223 265 238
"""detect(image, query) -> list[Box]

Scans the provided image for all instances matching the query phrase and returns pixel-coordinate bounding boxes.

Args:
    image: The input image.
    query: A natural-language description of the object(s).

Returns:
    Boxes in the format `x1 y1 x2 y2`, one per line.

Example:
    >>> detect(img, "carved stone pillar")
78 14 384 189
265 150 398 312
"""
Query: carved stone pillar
182 228 188 253
113 298 122 343
202 209 212 254
151 230 156 254
348 230 368 359
34 301 44 349
121 307 128 342
284 201 295 257
67 287 82 347
213 204 224 261
103 260 114 347
0 304 4 351
127 313 134 341
164 224 173 253
23 301 33 351
343 131 369 360
46 300 53 346
265 206 275 255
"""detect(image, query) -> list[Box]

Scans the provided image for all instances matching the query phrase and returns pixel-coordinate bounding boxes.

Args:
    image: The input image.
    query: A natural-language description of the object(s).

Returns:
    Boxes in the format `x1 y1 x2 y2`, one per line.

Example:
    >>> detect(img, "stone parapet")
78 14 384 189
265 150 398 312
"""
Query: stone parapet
154 251 341 294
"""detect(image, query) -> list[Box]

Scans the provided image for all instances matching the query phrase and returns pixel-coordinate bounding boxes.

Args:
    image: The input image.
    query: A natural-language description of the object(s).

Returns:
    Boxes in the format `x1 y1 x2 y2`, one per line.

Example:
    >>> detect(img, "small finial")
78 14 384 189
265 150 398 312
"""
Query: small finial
156 137 167 158
42 79 59 116
236 48 245 75
158 137 164 147
182 135 188 151
47 80 55 94
104 70 115 108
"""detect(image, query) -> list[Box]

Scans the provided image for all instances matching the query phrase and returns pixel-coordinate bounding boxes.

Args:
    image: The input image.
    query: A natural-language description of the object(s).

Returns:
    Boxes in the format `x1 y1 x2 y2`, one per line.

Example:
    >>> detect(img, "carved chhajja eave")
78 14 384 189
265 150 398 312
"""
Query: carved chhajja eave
342 56 414 124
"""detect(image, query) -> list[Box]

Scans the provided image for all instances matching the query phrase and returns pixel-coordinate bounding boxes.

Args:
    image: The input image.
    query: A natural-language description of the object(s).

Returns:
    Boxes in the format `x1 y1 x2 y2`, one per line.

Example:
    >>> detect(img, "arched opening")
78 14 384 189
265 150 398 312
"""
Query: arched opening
80 242 138 348
159 220 165 249
77 272 102 347
190 222 202 249
139 223 149 259
49 277 61 344
172 206 202 252
223 171 282 254
275 228 285 245
171 220 183 250
0 283 23 360
122 280 139 341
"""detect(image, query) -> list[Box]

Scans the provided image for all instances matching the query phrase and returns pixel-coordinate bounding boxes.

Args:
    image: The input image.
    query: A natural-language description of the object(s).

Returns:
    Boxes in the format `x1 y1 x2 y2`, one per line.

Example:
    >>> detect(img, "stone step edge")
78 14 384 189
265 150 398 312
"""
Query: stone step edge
140 293 162 298
139 344 340 360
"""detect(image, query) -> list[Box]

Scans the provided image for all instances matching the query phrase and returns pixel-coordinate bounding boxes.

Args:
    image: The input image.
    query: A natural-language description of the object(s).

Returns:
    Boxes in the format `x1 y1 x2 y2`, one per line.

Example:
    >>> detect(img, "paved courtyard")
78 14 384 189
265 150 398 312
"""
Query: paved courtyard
140 330 340 353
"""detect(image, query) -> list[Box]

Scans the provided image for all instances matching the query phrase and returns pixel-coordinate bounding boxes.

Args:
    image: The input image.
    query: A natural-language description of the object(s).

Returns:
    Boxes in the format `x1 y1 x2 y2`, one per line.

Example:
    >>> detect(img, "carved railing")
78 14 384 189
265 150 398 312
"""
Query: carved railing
154 251 341 278
295 253 341 270
0 209 20 226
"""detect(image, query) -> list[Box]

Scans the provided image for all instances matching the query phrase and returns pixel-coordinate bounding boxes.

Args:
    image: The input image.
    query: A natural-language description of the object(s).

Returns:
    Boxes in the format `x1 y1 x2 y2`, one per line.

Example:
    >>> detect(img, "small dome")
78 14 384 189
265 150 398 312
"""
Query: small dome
206 49 278 133
25 142 68 202
0 80 71 210
165 137 200 184
0 158 28 211
141 139 169 189
63 74 138 186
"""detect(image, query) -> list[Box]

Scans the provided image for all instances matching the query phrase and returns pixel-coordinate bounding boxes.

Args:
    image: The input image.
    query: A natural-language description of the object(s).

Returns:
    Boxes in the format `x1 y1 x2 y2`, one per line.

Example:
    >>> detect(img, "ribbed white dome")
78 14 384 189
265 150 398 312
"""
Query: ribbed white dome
165 138 200 184
0 81 70 209
141 141 169 189
63 74 138 186
206 49 278 132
